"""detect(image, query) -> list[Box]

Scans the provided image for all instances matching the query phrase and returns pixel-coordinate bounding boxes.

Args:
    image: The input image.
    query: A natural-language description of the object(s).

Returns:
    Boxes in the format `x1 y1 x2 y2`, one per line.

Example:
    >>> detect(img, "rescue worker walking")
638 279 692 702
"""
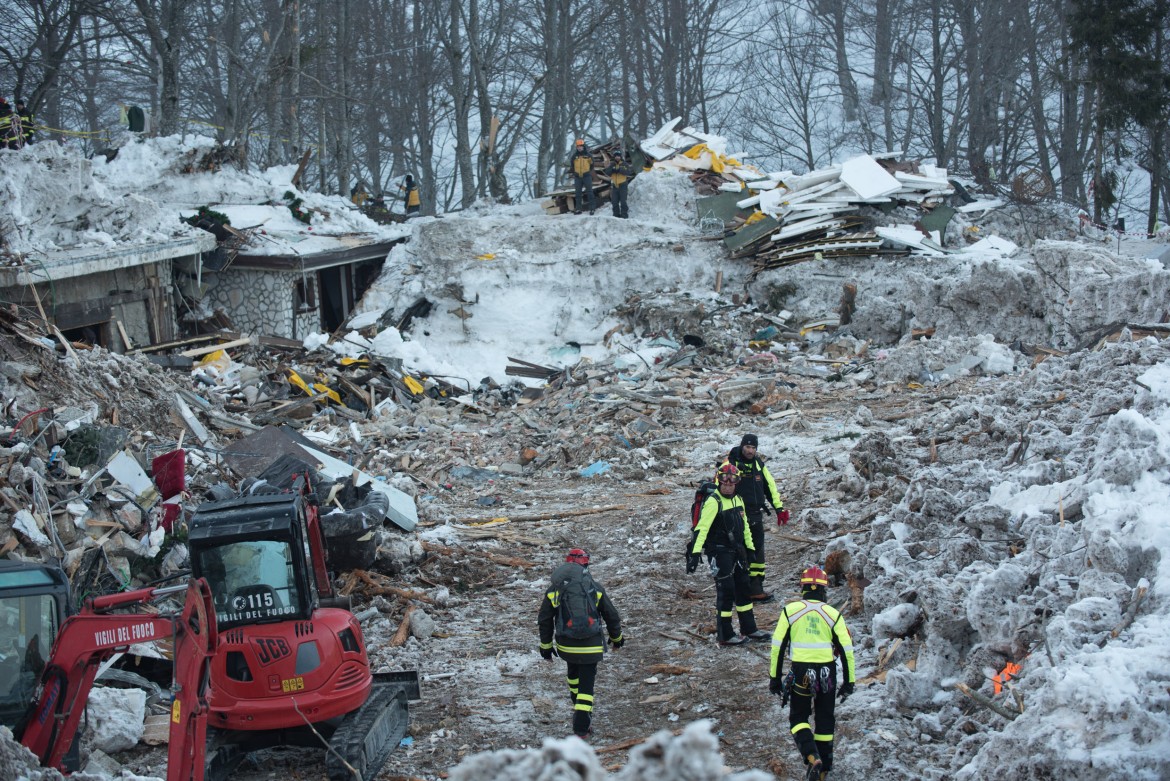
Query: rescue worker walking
537 548 623 739
399 174 421 215
604 151 634 218
689 463 770 646
769 566 855 780
569 138 596 214
723 433 788 602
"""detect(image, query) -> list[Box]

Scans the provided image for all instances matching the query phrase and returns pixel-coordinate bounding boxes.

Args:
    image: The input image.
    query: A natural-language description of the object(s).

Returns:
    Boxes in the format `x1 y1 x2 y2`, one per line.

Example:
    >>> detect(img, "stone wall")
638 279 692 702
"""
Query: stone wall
202 267 322 339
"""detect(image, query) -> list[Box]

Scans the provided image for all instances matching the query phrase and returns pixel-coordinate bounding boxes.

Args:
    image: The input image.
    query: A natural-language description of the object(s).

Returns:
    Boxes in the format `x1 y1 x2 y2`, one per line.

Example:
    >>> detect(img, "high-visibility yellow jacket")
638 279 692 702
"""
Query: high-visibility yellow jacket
691 491 754 554
571 149 593 177
770 598 855 682
605 160 633 186
723 446 784 512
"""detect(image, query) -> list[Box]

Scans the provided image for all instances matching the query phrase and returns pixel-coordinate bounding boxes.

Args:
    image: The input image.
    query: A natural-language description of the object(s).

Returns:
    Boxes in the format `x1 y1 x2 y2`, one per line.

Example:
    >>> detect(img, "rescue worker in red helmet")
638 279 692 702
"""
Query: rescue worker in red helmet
769 565 855 780
537 547 623 739
690 463 769 646
721 432 789 603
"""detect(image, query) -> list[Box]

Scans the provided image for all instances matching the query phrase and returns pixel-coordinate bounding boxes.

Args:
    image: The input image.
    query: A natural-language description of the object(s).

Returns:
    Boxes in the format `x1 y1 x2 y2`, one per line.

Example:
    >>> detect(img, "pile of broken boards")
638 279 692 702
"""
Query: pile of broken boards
541 138 648 215
638 117 1008 275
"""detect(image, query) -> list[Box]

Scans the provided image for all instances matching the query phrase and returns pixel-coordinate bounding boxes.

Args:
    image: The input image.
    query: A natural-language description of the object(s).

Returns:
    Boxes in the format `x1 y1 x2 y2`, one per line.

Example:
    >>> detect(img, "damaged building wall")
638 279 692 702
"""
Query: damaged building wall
200 267 321 339
0 259 176 350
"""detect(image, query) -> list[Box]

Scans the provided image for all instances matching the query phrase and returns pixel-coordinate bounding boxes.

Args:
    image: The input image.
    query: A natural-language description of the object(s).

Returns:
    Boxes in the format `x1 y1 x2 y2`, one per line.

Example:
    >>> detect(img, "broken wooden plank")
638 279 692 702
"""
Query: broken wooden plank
179 336 253 358
454 504 627 524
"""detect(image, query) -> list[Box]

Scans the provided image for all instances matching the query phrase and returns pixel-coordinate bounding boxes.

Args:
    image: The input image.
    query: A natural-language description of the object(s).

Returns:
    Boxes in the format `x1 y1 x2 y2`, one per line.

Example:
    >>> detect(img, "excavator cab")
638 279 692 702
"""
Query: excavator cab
189 495 311 629
0 561 70 730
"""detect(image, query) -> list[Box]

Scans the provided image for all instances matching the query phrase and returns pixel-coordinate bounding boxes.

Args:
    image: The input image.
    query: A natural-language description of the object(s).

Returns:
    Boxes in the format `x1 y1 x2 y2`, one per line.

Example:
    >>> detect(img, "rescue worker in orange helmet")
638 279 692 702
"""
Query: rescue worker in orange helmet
769 565 856 780
568 138 596 215
690 463 769 646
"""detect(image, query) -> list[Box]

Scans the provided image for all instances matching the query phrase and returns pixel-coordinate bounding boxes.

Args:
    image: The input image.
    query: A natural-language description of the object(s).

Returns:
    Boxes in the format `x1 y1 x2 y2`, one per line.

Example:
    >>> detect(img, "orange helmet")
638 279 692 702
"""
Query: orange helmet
800 566 829 587
575 138 584 146
565 548 590 566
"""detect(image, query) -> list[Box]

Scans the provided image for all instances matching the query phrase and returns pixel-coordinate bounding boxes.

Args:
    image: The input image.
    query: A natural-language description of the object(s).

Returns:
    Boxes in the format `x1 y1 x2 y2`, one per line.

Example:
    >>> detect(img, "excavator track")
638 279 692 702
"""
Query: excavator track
325 682 410 781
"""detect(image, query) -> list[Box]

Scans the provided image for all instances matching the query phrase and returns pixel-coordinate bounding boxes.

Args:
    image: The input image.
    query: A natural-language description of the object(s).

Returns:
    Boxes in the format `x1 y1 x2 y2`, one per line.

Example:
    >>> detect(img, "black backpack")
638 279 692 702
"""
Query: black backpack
552 563 603 639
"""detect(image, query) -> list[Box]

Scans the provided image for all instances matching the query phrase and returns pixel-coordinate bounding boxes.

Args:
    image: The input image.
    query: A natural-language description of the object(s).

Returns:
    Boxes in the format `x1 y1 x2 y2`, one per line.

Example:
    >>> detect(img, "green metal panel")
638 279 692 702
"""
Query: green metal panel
696 191 751 225
723 215 780 253
918 204 956 242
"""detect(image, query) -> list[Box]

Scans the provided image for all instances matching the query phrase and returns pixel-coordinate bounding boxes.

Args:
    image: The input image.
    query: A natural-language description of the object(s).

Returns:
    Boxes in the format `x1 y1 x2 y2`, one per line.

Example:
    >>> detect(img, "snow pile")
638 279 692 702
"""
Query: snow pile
0 135 406 258
830 339 1170 780
340 171 724 386
447 720 770 780
82 687 146 754
0 142 196 253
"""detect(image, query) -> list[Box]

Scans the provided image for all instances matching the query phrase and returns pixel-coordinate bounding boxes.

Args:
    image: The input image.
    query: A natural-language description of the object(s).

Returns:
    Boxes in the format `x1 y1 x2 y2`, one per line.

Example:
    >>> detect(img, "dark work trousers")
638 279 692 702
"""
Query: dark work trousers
573 173 595 212
789 662 838 771
745 507 766 594
610 182 629 218
565 661 598 735
710 548 758 641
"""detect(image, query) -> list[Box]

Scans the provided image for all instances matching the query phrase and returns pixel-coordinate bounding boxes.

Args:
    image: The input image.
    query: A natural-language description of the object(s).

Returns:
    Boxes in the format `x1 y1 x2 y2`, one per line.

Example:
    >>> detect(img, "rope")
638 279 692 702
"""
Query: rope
1077 212 1169 239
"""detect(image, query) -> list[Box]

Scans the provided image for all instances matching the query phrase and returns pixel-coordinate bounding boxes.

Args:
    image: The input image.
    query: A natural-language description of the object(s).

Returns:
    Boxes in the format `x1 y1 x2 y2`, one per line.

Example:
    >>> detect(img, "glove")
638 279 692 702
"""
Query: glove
838 682 854 701
686 552 702 574
776 508 790 525
769 676 784 696
539 646 557 661
609 635 625 649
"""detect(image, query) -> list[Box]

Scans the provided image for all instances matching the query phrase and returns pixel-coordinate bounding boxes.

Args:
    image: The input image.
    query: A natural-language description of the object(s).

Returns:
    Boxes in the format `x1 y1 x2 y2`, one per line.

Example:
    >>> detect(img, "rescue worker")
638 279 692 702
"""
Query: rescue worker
689 463 769 646
603 151 634 218
15 100 33 145
399 174 421 215
769 565 855 780
537 548 623 739
0 97 16 150
723 433 789 603
569 138 596 214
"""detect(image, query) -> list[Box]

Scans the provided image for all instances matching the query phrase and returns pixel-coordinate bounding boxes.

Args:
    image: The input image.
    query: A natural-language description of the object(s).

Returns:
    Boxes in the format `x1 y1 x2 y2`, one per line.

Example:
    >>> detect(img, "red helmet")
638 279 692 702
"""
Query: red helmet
565 548 590 566
716 463 740 484
800 566 829 587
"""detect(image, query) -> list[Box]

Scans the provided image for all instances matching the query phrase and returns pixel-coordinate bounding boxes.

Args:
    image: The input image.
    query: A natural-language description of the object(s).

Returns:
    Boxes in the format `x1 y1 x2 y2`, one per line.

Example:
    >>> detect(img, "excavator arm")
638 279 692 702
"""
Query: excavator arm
18 578 218 781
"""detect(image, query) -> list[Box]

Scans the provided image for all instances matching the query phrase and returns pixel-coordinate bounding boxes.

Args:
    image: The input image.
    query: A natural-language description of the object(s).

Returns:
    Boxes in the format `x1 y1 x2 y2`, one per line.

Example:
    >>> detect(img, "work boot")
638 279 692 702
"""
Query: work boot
746 629 770 641
750 592 775 604
804 755 824 781
573 210 581 215
718 635 748 646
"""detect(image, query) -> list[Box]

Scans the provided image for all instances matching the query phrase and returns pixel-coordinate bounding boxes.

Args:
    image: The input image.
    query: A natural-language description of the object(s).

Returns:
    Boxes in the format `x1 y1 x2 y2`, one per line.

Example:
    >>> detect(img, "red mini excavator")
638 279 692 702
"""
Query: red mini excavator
9 573 218 780
2 472 418 781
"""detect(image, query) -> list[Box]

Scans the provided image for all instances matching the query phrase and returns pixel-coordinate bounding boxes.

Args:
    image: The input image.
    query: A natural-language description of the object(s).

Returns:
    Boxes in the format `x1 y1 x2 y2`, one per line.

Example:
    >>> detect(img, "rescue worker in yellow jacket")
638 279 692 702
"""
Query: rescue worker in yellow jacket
769 565 855 780
723 432 788 603
690 463 769 646
603 151 634 218
399 174 421 215
569 138 596 214
537 548 623 739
